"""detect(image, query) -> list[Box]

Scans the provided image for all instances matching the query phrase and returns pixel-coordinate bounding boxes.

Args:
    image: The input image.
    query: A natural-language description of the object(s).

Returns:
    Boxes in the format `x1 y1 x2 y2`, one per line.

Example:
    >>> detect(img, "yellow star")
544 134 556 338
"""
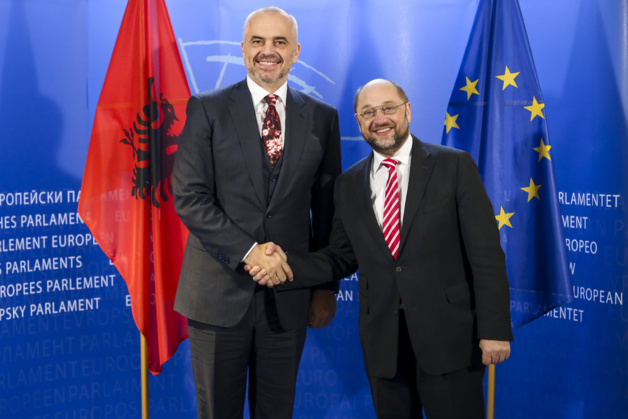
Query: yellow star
496 66 519 90
521 178 542 202
533 138 552 162
495 206 515 230
444 112 460 133
460 77 480 100
524 97 545 121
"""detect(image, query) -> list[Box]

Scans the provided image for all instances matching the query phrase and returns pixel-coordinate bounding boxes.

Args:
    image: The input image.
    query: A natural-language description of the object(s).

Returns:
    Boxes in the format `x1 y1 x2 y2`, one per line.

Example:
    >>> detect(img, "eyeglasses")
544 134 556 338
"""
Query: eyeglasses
356 102 408 120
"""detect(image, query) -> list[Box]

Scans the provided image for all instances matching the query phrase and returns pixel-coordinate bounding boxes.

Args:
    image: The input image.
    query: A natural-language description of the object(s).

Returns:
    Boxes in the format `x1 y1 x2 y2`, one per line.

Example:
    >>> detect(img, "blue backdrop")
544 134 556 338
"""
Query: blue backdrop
0 0 626 418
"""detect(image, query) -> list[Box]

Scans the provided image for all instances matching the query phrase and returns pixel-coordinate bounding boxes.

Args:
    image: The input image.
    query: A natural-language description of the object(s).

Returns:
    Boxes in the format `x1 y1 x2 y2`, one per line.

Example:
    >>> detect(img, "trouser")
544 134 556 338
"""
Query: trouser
188 288 307 419
368 309 486 419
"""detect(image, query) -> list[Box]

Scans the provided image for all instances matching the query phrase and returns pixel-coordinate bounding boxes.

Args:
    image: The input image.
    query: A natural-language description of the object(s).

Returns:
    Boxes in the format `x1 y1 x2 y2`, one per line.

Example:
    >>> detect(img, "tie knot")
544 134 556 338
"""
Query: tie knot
381 158 398 171
264 94 278 106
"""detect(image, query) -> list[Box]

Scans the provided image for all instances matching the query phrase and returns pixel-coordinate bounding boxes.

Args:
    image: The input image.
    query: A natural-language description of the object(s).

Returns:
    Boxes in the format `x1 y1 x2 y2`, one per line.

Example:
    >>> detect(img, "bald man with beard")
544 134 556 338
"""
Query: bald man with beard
251 79 513 419
172 7 341 418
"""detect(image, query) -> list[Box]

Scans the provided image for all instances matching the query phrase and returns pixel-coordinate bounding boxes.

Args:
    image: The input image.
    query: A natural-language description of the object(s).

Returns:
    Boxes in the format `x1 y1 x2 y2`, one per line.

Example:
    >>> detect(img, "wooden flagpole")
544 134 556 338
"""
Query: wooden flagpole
486 364 496 419
141 335 150 418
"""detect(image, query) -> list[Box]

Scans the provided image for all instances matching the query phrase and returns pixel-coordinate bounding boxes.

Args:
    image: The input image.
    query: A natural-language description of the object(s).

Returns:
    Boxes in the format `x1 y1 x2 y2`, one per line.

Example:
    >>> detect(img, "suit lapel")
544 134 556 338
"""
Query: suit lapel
229 81 266 207
400 136 434 252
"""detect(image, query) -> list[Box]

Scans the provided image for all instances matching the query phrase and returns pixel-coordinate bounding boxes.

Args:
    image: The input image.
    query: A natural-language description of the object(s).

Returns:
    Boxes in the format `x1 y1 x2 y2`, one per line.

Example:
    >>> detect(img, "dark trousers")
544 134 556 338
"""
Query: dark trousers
368 310 486 419
188 288 307 419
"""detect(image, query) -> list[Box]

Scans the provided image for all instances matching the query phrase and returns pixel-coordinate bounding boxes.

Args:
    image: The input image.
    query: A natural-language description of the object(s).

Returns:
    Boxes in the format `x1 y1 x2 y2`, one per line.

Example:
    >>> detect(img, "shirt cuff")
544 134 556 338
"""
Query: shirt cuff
241 242 258 263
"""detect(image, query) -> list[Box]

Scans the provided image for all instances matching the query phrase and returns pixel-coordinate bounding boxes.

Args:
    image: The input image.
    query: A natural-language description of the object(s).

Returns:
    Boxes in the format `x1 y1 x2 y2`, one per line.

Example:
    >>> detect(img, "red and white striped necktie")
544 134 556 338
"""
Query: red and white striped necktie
381 158 400 259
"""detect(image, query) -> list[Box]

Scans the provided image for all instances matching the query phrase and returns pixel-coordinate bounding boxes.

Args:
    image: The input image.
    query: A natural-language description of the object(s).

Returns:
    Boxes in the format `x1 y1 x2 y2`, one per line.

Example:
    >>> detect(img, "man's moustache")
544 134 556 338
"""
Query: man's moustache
371 124 394 131
256 54 283 63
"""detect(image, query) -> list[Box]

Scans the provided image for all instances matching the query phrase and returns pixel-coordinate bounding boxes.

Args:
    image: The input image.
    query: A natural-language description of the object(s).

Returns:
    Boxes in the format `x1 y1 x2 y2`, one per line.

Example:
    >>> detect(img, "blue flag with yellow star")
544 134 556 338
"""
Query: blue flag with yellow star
441 0 573 327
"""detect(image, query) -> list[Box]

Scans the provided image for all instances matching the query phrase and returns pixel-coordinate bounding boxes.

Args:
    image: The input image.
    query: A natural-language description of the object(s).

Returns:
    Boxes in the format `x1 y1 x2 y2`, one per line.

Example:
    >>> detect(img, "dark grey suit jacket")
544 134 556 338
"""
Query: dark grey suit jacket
172 80 341 330
288 136 513 377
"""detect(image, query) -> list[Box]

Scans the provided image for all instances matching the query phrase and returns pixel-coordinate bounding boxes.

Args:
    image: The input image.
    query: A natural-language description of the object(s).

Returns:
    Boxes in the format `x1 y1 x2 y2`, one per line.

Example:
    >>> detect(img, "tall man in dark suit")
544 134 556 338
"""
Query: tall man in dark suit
250 79 513 419
172 6 341 419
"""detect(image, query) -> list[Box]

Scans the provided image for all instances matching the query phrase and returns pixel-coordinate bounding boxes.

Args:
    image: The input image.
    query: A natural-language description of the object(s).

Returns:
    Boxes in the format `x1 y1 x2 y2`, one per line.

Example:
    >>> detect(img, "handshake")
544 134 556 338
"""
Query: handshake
243 242 293 288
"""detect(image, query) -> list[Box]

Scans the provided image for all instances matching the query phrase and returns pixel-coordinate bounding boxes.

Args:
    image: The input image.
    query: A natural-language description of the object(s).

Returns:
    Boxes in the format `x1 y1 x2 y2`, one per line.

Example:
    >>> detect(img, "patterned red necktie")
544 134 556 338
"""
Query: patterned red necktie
262 94 282 166
381 158 400 259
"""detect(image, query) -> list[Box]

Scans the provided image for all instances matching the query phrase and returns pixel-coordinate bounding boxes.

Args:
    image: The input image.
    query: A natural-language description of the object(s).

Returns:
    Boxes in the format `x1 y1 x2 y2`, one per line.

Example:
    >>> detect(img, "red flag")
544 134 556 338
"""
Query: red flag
78 0 190 375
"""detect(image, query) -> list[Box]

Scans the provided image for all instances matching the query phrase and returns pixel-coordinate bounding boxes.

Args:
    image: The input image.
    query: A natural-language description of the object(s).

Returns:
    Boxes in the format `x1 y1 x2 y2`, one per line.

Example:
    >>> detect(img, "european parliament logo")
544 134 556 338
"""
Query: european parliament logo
177 38 336 98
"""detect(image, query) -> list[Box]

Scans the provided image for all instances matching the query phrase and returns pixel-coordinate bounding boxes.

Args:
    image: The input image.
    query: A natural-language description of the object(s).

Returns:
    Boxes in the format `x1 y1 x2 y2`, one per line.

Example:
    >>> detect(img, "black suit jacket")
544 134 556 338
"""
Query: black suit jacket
172 80 341 330
288 136 513 377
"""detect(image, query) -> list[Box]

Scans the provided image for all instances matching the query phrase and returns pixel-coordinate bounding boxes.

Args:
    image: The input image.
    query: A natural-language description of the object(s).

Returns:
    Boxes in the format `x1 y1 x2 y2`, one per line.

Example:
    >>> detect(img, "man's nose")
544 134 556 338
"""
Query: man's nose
261 42 276 55
373 109 387 123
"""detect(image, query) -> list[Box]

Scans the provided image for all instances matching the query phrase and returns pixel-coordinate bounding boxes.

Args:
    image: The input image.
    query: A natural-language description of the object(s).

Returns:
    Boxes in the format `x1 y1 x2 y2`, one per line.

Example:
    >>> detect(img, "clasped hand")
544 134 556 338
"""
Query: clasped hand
243 242 292 288
479 339 511 365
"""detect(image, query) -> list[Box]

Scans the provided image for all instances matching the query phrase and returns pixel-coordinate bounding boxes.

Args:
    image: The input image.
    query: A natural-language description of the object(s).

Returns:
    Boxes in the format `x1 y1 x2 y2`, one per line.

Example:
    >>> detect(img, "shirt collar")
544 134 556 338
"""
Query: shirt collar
372 134 413 172
247 76 288 106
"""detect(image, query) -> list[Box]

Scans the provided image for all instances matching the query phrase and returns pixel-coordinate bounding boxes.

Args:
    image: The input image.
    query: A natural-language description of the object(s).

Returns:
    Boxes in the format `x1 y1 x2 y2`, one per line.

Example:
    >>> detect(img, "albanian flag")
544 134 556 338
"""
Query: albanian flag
78 0 190 375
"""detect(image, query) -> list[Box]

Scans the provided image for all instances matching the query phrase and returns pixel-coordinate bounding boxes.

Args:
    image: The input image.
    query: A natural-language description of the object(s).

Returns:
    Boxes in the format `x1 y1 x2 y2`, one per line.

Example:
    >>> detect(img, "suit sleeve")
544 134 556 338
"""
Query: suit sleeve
456 151 513 341
172 95 256 270
281 178 358 290
307 108 343 292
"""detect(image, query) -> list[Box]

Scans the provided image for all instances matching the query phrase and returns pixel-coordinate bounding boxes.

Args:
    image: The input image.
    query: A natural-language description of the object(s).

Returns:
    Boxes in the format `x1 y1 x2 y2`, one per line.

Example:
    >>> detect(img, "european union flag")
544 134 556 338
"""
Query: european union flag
441 0 573 327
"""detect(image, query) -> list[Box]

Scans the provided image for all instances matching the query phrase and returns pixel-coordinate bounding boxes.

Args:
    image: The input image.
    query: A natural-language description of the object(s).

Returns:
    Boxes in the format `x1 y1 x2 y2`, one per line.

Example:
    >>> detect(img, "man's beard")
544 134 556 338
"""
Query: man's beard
364 122 410 156
249 54 288 85
253 68 287 85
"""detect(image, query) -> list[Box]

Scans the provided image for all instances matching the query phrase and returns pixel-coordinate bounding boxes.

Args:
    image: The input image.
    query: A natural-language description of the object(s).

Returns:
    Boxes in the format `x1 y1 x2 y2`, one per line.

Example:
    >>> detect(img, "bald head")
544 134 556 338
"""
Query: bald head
354 79 408 113
243 6 298 42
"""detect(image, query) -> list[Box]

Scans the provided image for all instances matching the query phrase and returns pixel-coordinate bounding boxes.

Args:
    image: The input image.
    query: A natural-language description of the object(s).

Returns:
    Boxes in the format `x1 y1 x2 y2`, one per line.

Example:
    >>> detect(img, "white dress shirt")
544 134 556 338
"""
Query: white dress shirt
370 135 413 229
247 76 288 146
